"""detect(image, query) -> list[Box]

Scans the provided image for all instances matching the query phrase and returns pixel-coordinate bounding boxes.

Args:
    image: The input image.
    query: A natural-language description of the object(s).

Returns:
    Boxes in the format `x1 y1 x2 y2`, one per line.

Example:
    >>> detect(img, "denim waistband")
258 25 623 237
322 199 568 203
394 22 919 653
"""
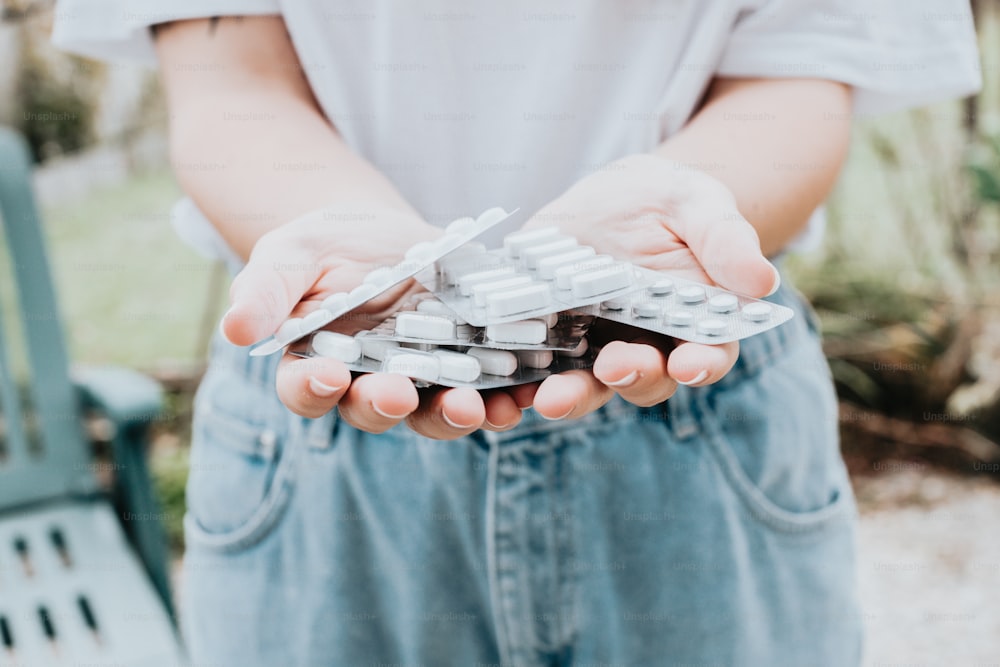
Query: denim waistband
205 281 821 443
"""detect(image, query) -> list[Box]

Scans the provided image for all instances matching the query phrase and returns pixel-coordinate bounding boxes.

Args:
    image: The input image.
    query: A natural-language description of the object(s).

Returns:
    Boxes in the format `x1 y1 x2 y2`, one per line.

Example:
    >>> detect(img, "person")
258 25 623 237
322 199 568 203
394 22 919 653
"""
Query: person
54 2 980 665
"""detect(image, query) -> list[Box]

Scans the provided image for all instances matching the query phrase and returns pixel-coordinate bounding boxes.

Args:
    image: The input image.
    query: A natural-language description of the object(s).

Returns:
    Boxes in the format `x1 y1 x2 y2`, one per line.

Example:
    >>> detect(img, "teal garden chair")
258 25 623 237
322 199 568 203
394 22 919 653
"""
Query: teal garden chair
0 127 186 666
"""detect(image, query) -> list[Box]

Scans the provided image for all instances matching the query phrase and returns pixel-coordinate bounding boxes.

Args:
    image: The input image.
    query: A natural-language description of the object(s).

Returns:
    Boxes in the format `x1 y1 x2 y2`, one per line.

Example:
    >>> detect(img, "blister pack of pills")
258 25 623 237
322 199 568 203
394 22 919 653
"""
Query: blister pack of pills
360 297 595 351
591 277 793 344
293 330 595 389
417 226 658 326
250 207 517 357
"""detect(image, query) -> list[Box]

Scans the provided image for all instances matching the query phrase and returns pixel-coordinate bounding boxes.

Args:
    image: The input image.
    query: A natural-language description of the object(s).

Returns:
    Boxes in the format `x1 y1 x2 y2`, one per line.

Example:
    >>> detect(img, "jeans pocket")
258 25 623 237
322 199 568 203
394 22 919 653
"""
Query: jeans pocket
184 368 299 552
697 338 852 533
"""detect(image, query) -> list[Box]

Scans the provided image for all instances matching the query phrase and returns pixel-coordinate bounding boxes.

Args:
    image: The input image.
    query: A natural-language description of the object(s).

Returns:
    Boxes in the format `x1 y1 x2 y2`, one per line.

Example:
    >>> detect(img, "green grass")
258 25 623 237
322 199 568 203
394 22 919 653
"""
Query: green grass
41 168 227 370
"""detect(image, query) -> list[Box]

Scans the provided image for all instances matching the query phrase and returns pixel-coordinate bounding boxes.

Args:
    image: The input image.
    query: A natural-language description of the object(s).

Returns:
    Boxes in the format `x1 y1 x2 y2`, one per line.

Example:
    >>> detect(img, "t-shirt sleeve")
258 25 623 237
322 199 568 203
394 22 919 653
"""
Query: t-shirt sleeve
716 0 982 116
51 0 280 65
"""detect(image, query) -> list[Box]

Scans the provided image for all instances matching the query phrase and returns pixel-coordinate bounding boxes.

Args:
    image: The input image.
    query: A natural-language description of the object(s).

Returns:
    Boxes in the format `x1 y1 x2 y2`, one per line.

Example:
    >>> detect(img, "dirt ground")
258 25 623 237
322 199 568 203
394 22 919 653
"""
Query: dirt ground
854 470 1000 667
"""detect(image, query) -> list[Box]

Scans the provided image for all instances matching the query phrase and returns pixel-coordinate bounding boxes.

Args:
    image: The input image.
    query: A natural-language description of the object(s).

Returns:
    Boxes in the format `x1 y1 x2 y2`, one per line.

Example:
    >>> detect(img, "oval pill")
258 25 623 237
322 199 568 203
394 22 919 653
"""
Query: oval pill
553 255 615 290
445 216 478 235
485 283 553 318
320 292 350 314
647 279 675 296
311 331 362 362
633 302 662 318
665 310 694 327
486 319 548 345
394 312 456 341
348 283 381 303
275 318 304 344
601 297 629 311
742 302 773 322
384 352 440 383
360 338 400 361
570 264 633 299
433 349 482 383
457 265 517 295
472 275 534 306
696 318 728 337
708 293 738 314
535 246 597 279
302 308 333 331
504 226 561 257
468 347 519 376
558 337 589 358
517 349 554 369
475 207 509 227
677 285 706 304
522 237 579 269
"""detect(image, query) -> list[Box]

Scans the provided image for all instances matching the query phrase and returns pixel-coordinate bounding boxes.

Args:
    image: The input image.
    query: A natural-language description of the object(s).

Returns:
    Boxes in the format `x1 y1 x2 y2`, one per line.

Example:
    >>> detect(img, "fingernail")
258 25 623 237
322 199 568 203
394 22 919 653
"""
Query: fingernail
371 402 410 420
604 370 639 388
443 412 478 430
219 308 235 343
677 370 709 386
765 263 781 297
485 418 515 430
541 406 574 421
308 376 342 397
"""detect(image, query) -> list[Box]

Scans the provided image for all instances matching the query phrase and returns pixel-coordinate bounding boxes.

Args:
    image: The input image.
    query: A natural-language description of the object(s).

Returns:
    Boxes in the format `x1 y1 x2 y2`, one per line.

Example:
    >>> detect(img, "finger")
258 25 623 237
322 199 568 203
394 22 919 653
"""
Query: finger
222 232 320 346
666 341 740 387
338 373 420 433
533 370 614 421
275 354 352 418
481 391 523 431
592 340 677 407
507 383 540 410
406 386 486 440
674 183 780 297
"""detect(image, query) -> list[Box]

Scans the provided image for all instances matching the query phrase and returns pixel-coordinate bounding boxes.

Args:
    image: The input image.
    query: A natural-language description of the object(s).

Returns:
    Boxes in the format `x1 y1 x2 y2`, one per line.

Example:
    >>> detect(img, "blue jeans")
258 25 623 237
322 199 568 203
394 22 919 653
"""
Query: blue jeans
181 284 862 667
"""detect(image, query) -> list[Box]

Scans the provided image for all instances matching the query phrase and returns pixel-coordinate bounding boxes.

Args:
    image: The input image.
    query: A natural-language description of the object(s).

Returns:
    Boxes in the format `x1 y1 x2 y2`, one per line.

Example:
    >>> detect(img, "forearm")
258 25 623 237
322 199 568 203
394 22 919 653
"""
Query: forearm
656 78 852 256
155 17 418 260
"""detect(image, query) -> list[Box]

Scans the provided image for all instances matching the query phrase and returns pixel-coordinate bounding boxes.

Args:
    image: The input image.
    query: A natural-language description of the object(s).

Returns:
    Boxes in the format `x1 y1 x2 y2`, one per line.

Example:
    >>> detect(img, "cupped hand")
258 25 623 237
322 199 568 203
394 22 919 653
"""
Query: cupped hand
525 154 781 419
221 204 526 438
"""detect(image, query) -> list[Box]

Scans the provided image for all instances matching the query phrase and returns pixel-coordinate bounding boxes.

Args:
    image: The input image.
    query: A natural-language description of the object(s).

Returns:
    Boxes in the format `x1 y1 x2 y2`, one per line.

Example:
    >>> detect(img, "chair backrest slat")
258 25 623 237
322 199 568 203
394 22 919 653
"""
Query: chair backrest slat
0 128 96 508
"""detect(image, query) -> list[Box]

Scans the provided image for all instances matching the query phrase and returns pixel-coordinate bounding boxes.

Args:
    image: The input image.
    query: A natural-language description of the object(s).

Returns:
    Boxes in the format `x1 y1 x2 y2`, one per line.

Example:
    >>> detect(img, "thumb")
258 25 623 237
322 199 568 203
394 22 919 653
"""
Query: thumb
221 235 319 346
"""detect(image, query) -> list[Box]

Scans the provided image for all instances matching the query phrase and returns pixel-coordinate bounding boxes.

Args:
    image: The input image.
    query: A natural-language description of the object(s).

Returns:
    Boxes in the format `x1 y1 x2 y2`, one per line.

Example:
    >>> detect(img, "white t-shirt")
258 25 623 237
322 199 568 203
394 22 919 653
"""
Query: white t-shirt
53 0 981 264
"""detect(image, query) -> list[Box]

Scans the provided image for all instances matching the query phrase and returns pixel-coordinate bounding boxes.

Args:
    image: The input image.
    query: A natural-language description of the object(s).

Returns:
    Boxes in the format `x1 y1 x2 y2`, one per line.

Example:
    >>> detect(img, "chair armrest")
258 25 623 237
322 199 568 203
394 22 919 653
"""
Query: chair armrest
73 365 164 428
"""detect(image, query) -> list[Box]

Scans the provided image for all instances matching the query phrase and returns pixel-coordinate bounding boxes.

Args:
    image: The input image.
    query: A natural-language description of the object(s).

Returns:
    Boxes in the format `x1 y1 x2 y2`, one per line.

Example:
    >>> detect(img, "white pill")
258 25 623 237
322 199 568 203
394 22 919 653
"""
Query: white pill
275 318 303 344
363 266 395 287
536 246 598 280
468 347 519 376
472 275 533 306
433 349 482 382
678 285 706 304
311 331 362 362
321 292 350 314
360 338 400 361
518 349 554 369
486 319 548 344
395 312 456 341
633 302 662 318
522 237 579 269
457 265 517 295
697 318 728 337
570 264 633 299
349 283 381 304
504 226 561 257
708 293 739 314
665 310 695 327
302 308 333 331
455 324 476 339
742 302 773 322
486 283 553 318
648 279 675 296
541 312 559 328
559 338 589 358
601 297 629 311
554 255 614 290
475 207 509 228
428 233 465 257
384 353 440 383
444 241 486 261
404 241 438 263
445 216 478 235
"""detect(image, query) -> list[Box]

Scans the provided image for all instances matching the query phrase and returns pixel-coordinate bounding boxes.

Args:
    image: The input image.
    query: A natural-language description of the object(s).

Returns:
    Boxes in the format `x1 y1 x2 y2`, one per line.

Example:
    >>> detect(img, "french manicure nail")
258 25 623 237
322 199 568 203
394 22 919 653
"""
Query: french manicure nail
605 370 639 388
308 376 342 397
443 413 477 430
765 263 781 297
677 370 709 386
371 402 410 420
541 406 574 421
